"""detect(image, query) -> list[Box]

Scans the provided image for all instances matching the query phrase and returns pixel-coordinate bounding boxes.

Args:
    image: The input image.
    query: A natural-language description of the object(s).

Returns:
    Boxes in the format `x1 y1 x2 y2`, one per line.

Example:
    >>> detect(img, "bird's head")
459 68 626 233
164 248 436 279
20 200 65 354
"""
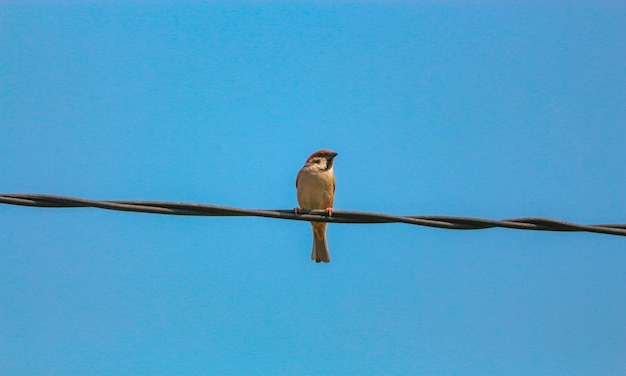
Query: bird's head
305 149 338 171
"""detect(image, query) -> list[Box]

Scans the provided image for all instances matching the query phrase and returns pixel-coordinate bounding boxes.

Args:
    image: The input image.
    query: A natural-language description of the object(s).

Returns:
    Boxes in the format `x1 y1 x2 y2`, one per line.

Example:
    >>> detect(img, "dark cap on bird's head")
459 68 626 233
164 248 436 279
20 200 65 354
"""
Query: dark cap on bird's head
307 149 338 161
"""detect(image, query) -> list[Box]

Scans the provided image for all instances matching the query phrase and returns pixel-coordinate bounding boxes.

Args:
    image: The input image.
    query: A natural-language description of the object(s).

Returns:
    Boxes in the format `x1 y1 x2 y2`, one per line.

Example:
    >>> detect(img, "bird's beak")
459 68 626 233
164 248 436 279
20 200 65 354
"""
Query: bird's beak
329 152 338 158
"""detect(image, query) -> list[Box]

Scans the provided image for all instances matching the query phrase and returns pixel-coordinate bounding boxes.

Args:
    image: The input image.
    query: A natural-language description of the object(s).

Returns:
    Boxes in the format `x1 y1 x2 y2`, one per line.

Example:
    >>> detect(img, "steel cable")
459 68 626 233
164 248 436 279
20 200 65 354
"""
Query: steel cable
1 193 625 237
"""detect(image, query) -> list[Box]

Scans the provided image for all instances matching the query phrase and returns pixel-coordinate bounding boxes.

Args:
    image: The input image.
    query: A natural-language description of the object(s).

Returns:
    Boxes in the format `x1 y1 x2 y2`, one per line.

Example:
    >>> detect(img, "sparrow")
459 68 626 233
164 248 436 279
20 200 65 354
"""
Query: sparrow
295 150 338 263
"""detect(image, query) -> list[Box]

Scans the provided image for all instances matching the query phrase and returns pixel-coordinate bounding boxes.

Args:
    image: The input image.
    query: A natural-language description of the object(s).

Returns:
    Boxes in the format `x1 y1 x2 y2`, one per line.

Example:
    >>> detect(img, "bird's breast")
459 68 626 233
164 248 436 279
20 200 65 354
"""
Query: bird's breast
297 169 334 210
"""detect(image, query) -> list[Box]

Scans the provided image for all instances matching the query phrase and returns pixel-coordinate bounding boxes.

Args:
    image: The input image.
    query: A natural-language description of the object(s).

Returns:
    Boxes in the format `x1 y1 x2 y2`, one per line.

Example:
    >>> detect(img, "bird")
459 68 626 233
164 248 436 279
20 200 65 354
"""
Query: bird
295 149 338 263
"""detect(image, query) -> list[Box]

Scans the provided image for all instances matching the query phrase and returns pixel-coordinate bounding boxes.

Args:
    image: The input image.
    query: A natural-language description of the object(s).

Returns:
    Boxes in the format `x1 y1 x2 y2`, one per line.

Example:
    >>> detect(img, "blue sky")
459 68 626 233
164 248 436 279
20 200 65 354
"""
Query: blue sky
2 2 626 375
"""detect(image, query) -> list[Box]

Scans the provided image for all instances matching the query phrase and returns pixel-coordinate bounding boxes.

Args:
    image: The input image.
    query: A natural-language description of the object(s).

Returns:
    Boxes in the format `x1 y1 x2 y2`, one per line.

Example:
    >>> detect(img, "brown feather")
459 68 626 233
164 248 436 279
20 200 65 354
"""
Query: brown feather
295 149 338 263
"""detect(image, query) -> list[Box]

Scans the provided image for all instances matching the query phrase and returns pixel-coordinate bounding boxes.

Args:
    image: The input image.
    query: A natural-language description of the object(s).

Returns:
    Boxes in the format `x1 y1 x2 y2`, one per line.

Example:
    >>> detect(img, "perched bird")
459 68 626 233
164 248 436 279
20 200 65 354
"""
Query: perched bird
295 150 338 263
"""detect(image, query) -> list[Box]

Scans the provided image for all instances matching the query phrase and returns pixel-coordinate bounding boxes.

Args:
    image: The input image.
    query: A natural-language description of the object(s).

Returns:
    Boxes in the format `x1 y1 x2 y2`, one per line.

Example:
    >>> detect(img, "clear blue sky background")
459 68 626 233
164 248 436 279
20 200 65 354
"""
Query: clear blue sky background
2 3 626 375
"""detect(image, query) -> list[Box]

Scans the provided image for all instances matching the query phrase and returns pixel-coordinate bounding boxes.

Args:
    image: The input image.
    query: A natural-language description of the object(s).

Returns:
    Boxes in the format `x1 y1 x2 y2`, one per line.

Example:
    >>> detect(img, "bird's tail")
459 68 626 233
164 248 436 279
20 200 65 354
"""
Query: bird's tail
311 223 330 263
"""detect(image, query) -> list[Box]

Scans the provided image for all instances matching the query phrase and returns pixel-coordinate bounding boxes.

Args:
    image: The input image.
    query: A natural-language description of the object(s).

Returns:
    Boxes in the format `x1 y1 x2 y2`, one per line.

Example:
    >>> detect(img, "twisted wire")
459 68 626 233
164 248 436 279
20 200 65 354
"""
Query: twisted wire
1 194 625 237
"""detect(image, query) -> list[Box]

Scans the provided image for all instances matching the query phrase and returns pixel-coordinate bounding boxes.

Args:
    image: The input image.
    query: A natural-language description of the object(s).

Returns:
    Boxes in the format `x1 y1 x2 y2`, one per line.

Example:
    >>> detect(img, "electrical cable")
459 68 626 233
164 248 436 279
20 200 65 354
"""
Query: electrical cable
1 193 625 236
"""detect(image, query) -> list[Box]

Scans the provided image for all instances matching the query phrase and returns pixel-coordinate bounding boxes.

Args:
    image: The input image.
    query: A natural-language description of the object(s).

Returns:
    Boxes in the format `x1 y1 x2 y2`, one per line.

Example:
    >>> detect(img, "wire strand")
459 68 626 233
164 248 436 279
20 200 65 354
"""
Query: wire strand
1 193 625 237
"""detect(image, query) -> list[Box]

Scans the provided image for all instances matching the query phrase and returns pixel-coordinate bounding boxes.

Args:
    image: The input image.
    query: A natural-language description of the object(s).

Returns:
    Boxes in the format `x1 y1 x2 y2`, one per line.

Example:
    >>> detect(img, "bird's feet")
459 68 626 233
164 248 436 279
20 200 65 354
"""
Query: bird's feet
294 207 332 216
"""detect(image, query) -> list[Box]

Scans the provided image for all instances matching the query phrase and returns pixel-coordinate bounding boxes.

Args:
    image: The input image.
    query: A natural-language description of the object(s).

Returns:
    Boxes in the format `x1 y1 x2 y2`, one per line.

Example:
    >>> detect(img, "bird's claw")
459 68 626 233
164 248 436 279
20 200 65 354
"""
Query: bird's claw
293 207 332 217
